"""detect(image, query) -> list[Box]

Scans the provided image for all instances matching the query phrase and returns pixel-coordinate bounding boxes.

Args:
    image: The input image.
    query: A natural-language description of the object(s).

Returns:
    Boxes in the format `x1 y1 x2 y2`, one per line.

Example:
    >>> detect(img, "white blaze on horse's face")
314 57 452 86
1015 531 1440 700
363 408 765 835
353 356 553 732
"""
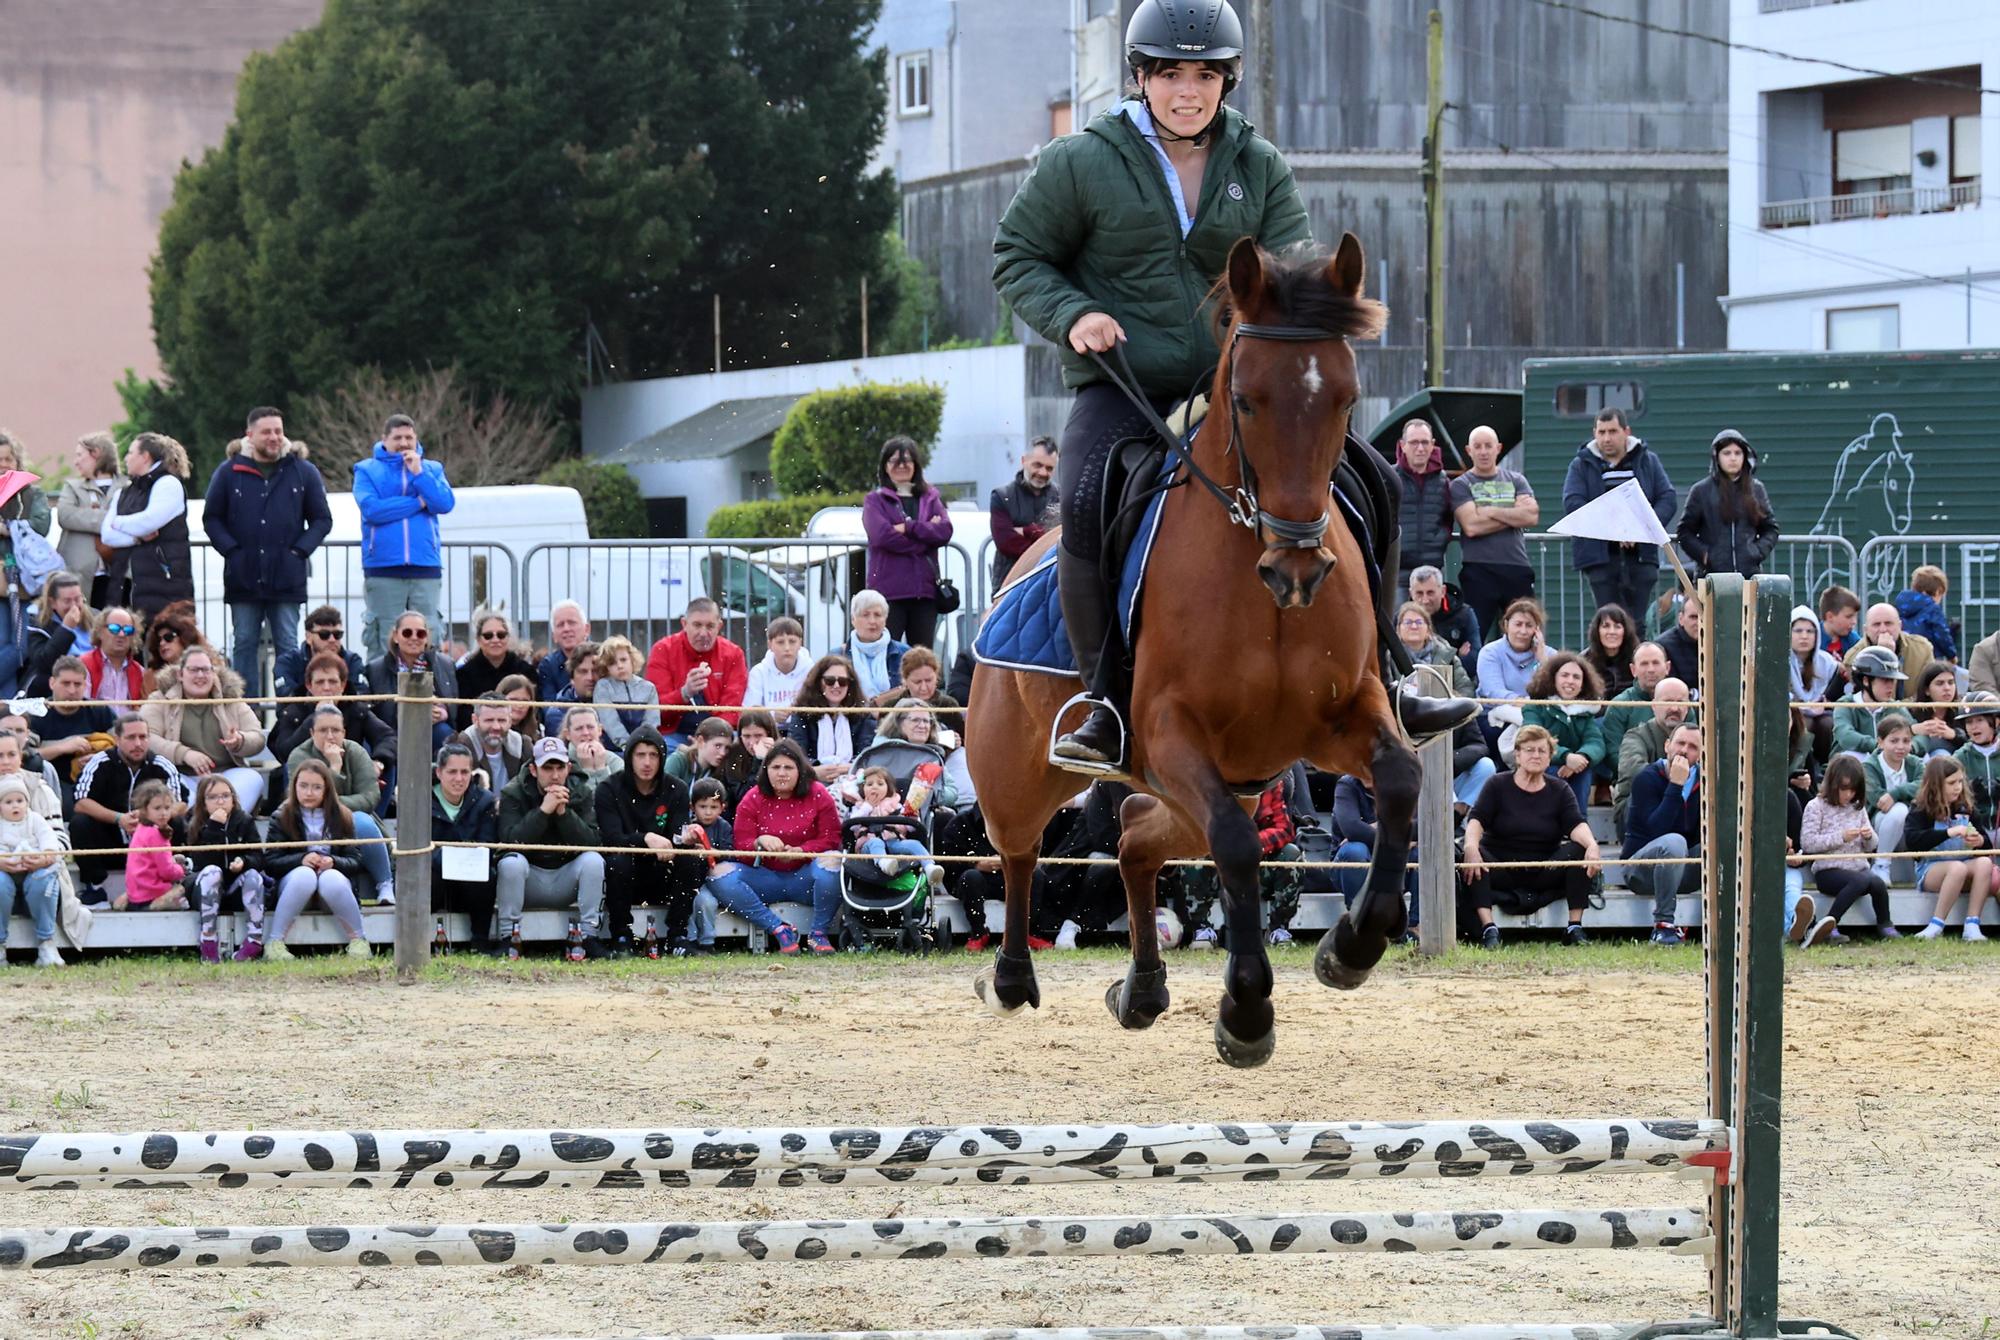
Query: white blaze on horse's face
1301 355 1323 399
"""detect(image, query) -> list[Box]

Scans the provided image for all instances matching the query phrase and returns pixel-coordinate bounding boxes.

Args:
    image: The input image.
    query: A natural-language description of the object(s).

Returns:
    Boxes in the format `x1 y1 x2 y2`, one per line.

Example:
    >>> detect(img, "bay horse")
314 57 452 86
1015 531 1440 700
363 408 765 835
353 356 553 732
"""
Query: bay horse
965 233 1417 1068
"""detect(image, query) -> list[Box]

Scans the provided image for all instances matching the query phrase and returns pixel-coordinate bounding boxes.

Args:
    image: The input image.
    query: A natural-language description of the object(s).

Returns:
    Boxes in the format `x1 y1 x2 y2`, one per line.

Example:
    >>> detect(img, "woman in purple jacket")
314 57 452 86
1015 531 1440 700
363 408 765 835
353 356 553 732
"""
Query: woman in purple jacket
861 437 954 648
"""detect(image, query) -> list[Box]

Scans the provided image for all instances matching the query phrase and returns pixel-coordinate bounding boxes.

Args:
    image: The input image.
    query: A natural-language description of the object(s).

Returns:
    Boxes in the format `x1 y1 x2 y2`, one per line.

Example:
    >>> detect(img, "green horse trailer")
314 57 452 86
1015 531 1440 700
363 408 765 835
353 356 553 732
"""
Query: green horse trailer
1516 348 2000 652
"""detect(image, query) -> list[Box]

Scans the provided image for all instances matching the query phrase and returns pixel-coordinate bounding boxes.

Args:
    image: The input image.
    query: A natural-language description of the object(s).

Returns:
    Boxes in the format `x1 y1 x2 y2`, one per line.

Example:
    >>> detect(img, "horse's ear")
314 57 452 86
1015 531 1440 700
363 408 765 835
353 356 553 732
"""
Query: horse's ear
1328 232 1365 298
1227 237 1266 312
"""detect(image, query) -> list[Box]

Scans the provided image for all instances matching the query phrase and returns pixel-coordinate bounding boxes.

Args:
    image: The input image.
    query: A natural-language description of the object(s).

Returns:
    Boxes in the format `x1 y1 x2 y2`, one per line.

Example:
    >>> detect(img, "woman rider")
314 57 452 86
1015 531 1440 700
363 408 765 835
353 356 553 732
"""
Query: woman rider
993 0 1467 771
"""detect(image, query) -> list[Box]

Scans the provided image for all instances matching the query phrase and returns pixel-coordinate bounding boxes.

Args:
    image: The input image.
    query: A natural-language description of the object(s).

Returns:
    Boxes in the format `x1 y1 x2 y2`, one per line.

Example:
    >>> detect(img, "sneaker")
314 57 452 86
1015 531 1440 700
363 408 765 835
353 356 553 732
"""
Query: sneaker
804 930 836 955
1479 924 1501 950
1564 923 1591 946
76 883 108 908
1787 895 1814 944
771 923 801 954
265 941 295 961
1155 906 1183 950
35 942 65 968
1871 858 1892 883
1189 925 1219 950
1964 922 1987 942
344 938 372 960
1054 919 1081 950
374 883 395 907
1877 926 1903 939
1914 921 1945 940
1803 915 1838 947
233 939 264 963
1267 927 1293 946
199 937 221 964
579 936 614 961
964 933 990 953
1650 923 1686 946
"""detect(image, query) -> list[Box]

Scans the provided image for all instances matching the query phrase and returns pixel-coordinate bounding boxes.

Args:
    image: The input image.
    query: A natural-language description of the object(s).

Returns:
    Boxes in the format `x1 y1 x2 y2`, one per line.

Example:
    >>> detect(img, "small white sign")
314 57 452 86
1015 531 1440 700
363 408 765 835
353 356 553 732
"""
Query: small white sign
441 846 490 882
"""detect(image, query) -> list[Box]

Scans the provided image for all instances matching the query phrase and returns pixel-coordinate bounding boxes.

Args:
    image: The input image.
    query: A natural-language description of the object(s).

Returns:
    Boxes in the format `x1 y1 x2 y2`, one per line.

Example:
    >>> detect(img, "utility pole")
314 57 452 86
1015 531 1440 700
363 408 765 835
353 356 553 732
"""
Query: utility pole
1250 0 1276 135
1422 7 1446 388
712 294 722 374
861 274 870 359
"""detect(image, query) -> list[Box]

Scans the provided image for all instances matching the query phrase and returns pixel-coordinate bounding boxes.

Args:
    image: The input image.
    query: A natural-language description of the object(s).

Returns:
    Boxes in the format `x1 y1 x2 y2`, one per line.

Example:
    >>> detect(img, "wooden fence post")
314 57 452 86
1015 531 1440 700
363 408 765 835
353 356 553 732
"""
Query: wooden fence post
1416 733 1455 956
393 672 435 981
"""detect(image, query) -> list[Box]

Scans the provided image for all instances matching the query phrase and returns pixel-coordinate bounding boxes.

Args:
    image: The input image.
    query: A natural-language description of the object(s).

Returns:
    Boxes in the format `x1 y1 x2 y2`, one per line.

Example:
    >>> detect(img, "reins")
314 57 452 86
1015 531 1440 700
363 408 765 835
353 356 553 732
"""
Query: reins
1087 319 1345 550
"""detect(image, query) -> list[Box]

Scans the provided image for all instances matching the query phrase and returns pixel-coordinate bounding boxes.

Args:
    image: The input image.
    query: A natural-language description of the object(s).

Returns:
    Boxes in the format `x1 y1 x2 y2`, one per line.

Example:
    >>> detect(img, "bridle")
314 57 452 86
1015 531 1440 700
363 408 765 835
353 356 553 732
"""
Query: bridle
1090 320 1346 551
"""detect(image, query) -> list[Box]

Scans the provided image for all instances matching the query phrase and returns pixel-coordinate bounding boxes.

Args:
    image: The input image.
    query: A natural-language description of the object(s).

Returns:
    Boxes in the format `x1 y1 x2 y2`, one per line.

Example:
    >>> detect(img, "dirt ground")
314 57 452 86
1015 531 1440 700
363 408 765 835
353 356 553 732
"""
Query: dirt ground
2 950 1995 1340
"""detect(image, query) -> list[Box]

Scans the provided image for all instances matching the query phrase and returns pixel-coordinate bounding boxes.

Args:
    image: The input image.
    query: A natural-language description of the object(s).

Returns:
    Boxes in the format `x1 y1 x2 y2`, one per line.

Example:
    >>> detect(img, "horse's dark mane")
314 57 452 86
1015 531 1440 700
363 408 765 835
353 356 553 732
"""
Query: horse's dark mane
1208 243 1387 344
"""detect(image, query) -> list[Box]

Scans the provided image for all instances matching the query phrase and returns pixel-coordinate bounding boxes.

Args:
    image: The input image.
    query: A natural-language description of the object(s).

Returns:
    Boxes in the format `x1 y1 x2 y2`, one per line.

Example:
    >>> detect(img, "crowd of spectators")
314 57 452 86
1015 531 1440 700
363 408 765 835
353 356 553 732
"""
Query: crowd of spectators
4 401 1999 968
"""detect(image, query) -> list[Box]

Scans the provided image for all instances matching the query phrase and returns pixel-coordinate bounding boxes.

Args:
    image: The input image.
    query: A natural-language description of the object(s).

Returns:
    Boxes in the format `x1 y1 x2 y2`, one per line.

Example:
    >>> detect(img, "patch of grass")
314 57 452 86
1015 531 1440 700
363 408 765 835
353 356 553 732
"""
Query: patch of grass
50 1080 94 1115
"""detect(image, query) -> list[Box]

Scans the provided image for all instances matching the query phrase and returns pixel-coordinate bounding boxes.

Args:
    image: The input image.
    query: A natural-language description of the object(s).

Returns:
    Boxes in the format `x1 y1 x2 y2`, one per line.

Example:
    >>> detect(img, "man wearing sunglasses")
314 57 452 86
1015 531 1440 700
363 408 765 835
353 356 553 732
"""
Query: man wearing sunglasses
367 609 459 752
202 406 333 691
78 607 144 709
275 605 371 700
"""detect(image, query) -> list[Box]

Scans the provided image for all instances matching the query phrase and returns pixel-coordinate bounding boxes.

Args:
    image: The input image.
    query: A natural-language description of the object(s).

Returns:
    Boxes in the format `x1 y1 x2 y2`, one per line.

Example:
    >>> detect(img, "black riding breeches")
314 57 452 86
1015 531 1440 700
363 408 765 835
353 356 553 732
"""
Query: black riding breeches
1057 382 1171 564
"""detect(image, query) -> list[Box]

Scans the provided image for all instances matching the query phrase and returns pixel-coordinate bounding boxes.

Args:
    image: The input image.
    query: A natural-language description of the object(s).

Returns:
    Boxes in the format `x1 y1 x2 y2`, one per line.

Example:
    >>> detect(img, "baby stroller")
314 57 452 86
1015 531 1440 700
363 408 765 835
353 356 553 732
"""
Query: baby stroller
838 737 955 954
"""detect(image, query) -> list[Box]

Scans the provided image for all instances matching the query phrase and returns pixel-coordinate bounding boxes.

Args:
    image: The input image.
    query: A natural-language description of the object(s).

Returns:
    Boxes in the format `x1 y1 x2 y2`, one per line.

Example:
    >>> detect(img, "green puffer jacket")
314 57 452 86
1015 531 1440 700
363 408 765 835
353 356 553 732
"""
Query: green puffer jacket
993 104 1312 401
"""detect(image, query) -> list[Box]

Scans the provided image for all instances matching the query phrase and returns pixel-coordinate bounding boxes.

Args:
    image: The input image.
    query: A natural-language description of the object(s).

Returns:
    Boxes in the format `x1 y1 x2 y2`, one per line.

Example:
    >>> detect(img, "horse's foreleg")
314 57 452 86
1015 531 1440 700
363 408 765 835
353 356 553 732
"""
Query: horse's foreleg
1104 792 1182 1031
1203 784 1277 1068
1315 720 1420 991
975 850 1042 1016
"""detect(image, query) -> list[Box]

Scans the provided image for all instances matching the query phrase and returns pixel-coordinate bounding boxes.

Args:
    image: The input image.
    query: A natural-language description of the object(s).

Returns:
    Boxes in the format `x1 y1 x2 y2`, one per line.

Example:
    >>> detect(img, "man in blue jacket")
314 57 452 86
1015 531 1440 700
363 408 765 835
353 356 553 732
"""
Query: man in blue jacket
1560 407 1678 624
202 406 334 691
1622 720 1703 946
354 414 455 660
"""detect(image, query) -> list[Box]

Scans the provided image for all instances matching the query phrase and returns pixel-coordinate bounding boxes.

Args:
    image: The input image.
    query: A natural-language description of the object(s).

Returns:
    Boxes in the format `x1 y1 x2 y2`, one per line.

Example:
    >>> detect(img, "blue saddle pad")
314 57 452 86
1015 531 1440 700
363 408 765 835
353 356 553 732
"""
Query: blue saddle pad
973 453 1176 678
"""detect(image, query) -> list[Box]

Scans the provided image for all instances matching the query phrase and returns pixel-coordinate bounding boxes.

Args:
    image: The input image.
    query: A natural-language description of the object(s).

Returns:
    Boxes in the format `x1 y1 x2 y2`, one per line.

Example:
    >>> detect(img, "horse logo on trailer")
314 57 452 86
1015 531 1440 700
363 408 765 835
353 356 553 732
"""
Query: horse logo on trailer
1806 411 1916 600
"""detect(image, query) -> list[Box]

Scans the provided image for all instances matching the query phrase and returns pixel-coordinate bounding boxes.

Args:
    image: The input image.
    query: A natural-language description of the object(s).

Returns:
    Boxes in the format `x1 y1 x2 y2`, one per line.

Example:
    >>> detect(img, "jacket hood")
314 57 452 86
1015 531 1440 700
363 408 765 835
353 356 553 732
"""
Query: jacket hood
1709 430 1759 476
1394 439 1443 476
152 662 249 701
1790 605 1821 641
1578 435 1649 465
622 725 669 765
224 438 311 461
369 441 426 463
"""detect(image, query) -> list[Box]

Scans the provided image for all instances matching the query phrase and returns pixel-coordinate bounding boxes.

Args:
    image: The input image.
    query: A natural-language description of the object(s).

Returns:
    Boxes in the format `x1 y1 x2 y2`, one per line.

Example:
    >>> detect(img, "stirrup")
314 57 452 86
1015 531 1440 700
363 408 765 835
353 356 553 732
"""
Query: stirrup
1392 664 1478 744
1048 692 1132 780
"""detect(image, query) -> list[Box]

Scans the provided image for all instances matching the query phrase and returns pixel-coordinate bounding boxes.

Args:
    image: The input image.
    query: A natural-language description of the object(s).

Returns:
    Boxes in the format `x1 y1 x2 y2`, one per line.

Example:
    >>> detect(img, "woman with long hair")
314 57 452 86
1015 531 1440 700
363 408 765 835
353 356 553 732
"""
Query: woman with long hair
1908 754 1997 941
783 653 875 783
1675 429 1779 578
1521 651 1607 814
860 437 953 649
1907 660 1964 757
453 608 534 729
1796 754 1895 946
263 758 372 959
57 431 121 607
138 644 272 814
1583 603 1641 698
99 431 194 619
704 738 844 955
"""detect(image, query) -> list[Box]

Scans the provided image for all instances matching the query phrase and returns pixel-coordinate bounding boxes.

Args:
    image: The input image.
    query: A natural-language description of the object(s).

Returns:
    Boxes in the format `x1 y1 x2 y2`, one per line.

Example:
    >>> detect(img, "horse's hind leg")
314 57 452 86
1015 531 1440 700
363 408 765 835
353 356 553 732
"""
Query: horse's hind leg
1315 718 1419 991
1104 792 1193 1031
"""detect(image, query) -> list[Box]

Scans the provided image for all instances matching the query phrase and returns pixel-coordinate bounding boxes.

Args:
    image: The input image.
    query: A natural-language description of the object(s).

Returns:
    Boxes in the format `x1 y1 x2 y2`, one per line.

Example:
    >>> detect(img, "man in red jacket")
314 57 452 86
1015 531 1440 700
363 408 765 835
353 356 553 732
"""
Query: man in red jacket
643 598 748 744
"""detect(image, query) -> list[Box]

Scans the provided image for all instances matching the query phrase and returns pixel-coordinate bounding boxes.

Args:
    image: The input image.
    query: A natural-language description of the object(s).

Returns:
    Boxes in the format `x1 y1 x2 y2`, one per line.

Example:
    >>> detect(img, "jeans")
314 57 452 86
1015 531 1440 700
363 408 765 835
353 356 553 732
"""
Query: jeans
227 600 299 694
494 851 607 938
0 866 60 942
1583 555 1662 627
1453 757 1497 809
708 860 842 935
858 836 930 868
1626 833 1701 924
362 577 442 662
350 812 392 894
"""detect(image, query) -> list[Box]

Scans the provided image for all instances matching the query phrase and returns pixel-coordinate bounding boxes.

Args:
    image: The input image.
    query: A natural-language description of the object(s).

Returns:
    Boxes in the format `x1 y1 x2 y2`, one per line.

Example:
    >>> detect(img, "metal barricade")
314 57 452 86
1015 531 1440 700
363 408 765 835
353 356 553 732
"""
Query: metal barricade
185 540 519 659
1859 535 2000 651
515 539 981 667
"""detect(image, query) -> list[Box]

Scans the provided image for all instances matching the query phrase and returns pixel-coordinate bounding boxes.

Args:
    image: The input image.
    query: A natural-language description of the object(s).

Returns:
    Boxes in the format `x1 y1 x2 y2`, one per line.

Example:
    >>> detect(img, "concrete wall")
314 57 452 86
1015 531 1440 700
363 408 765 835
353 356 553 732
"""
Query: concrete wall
582 345 1037 535
1726 0 2000 350
0 0 324 468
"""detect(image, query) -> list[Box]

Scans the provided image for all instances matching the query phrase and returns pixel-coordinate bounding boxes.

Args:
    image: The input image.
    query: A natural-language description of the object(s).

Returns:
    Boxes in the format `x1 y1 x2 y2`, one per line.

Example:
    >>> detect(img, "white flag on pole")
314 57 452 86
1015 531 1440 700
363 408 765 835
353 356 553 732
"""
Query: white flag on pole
1547 479 1671 546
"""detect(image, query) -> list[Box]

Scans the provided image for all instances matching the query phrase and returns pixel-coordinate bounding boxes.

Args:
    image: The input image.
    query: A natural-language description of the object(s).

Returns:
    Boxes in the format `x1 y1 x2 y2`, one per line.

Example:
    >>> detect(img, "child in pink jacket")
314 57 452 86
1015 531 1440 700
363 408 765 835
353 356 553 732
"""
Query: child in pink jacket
118 780 190 910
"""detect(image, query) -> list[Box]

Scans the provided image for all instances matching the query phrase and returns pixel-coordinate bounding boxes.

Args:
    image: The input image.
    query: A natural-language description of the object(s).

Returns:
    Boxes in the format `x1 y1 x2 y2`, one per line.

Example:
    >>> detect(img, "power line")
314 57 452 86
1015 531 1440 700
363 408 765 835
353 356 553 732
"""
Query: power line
1521 0 2000 95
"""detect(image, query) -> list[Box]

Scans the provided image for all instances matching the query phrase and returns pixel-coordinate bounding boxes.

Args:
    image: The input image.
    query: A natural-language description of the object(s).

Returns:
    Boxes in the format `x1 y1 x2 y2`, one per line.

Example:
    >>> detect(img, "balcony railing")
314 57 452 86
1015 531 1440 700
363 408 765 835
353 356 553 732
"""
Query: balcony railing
1759 180 1980 228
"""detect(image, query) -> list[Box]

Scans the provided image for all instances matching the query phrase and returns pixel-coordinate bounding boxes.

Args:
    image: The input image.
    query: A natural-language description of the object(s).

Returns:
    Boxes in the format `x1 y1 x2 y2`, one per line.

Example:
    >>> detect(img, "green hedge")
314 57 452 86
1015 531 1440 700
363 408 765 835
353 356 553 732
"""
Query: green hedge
540 459 648 537
769 382 944 495
706 492 865 539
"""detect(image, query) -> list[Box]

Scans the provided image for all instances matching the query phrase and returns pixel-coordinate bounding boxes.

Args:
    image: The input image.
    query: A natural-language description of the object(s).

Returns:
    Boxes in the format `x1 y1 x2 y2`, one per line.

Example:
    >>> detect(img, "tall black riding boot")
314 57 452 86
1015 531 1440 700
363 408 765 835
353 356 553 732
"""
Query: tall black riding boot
1052 549 1126 771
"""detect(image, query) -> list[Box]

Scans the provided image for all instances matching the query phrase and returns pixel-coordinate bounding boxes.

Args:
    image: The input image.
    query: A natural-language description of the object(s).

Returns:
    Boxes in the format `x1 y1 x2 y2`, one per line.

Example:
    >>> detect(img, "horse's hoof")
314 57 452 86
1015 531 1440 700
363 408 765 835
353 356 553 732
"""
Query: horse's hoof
974 966 1035 1018
1213 1014 1276 1069
1312 922 1380 991
1103 971 1168 1030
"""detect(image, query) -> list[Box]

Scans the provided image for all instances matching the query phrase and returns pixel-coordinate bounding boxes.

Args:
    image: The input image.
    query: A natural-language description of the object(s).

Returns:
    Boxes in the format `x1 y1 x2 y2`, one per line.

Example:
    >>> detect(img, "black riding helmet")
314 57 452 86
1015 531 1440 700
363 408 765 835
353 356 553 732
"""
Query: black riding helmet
1126 0 1244 144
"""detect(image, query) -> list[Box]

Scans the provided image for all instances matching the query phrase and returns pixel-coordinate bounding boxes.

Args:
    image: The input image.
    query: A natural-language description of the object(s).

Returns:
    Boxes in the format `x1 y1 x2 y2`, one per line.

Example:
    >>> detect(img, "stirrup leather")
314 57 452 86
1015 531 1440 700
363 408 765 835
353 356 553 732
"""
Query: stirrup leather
1048 692 1132 780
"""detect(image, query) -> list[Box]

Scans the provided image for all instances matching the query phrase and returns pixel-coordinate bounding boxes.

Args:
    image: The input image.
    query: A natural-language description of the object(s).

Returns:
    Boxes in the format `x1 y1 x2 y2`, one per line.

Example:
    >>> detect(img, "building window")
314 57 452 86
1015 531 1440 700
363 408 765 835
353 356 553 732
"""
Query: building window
897 52 931 117
1552 380 1645 419
1953 114 1981 183
1834 124 1912 196
740 469 774 501
1826 305 1899 352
